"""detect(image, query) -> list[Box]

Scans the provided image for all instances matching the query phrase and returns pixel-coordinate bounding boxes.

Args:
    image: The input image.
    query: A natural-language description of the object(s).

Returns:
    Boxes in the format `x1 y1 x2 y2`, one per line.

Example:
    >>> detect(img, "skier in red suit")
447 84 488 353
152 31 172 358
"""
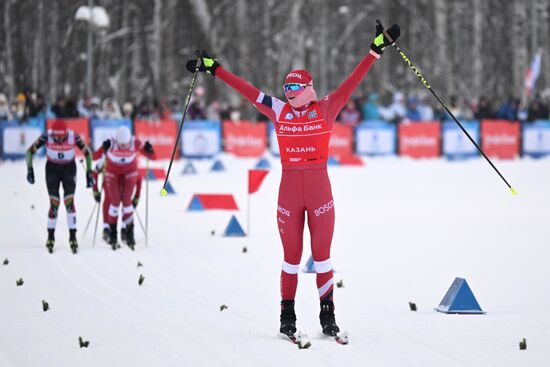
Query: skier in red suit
186 21 400 337
93 125 155 249
92 157 143 244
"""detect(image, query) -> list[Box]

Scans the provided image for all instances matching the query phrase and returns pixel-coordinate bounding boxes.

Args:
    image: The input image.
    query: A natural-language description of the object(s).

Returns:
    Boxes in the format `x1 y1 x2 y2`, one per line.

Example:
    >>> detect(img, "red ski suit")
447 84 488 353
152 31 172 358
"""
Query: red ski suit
216 50 380 302
93 138 154 226
93 162 142 227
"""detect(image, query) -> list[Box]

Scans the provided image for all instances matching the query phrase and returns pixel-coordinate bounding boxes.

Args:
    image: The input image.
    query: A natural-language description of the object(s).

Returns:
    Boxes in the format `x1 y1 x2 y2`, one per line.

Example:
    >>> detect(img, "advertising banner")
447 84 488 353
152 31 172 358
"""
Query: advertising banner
481 119 520 159
90 118 132 150
522 120 550 158
181 120 221 158
329 123 354 158
398 121 441 158
1 119 45 159
223 120 267 157
135 119 178 160
442 120 480 160
356 120 397 156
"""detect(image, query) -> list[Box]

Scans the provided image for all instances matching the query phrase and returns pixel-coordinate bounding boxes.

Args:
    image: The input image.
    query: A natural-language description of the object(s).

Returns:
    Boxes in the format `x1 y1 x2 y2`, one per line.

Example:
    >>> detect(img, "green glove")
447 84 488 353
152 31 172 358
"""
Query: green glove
185 50 220 75
370 20 401 55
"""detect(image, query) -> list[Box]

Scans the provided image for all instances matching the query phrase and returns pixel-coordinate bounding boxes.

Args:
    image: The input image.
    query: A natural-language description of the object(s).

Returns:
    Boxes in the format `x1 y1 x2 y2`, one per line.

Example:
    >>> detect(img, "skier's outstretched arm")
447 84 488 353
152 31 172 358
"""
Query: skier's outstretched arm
93 139 111 160
320 22 400 124
185 52 284 123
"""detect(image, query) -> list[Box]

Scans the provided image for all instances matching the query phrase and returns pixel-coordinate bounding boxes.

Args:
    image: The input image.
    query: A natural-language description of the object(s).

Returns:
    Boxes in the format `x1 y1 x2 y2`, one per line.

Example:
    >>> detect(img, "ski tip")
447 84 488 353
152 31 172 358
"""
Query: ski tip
161 188 168 197
510 187 518 196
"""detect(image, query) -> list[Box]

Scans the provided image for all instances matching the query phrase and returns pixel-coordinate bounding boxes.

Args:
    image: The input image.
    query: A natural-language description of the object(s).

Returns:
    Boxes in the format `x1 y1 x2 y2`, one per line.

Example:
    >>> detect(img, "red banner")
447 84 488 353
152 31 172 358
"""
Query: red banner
134 119 178 160
248 169 269 194
398 122 441 158
47 118 90 156
329 123 354 158
223 120 267 157
481 119 520 159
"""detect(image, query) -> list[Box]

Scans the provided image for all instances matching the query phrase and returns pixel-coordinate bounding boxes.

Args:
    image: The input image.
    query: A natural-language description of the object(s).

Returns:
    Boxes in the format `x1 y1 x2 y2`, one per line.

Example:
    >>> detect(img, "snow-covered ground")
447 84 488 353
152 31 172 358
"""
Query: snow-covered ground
1 155 549 367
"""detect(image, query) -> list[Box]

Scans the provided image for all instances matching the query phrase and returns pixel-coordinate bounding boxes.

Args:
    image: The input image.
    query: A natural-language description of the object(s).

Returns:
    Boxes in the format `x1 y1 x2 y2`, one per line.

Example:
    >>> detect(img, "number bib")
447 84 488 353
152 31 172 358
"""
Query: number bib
275 102 331 167
45 130 77 163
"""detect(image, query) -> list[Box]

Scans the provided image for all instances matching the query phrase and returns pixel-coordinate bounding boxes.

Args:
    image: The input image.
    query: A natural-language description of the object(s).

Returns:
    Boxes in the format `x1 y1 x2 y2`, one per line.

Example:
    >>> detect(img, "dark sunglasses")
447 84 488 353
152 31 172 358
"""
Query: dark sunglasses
283 83 309 93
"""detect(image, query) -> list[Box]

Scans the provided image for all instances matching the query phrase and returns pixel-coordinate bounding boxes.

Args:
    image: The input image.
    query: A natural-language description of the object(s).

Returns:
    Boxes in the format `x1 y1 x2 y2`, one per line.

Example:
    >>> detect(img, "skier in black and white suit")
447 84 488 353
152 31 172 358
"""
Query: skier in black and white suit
26 120 94 253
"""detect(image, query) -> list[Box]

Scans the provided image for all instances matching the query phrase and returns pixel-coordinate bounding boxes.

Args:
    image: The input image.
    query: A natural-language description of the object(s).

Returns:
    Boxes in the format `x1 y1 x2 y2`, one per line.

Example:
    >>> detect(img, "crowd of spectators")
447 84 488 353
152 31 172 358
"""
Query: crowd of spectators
1 86 549 125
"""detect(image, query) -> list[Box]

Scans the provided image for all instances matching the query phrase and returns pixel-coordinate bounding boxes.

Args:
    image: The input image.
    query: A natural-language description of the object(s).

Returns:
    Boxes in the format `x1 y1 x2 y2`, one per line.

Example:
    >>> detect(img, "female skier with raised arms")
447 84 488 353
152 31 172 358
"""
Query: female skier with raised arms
186 21 400 338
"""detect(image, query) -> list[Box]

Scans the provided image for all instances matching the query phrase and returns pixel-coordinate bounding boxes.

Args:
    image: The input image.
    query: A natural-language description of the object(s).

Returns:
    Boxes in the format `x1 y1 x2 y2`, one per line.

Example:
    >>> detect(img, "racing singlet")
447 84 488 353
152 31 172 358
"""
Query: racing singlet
275 102 331 167
45 130 77 164
106 138 138 174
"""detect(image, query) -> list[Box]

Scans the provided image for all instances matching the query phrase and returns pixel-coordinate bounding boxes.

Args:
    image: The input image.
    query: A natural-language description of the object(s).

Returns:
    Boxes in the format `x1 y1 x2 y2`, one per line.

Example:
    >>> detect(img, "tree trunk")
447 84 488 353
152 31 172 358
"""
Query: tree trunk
151 0 162 95
471 0 483 96
3 0 15 99
513 0 528 99
48 0 59 101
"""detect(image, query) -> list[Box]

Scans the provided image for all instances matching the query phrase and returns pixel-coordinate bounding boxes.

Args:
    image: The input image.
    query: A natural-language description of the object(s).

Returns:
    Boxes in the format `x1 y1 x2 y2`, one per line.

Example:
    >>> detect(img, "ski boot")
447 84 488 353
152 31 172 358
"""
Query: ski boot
125 224 135 251
45 230 55 254
102 227 110 243
120 227 127 244
69 229 78 254
108 224 118 250
319 300 340 337
279 300 297 337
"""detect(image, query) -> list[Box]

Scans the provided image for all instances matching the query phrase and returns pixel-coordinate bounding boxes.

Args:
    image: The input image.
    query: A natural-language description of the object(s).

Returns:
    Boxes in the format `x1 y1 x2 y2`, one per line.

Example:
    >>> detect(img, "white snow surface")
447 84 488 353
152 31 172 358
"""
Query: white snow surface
1 155 549 367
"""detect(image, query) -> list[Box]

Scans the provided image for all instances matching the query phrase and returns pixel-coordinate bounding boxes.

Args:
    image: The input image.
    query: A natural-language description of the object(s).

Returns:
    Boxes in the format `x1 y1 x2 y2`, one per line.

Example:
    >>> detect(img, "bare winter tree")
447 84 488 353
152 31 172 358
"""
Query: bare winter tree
0 0 548 109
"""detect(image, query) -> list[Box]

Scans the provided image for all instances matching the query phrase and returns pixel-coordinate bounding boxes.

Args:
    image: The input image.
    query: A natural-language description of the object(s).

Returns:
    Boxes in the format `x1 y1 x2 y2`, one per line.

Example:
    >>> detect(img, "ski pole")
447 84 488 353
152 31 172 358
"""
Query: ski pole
161 50 202 196
134 209 146 237
92 186 105 247
378 20 517 195
82 201 97 237
80 159 96 237
145 158 149 247
91 183 103 247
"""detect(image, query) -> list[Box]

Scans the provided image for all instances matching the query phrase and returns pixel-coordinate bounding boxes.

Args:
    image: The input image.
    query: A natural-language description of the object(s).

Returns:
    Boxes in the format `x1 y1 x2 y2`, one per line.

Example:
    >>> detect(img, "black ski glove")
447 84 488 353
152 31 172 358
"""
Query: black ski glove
27 167 35 184
102 139 111 151
93 190 101 203
143 141 154 154
86 170 94 188
185 50 220 76
370 20 401 55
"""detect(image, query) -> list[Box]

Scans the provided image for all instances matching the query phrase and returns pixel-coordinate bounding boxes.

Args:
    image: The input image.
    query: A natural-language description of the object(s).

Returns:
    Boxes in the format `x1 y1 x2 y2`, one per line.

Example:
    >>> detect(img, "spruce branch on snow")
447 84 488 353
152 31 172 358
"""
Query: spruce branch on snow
298 341 312 349
519 338 527 350
242 246 247 253
16 278 24 286
137 261 143 268
42 300 49 312
219 304 228 312
409 302 417 311
336 280 344 288
3 258 8 265
78 337 90 348
138 274 145 286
